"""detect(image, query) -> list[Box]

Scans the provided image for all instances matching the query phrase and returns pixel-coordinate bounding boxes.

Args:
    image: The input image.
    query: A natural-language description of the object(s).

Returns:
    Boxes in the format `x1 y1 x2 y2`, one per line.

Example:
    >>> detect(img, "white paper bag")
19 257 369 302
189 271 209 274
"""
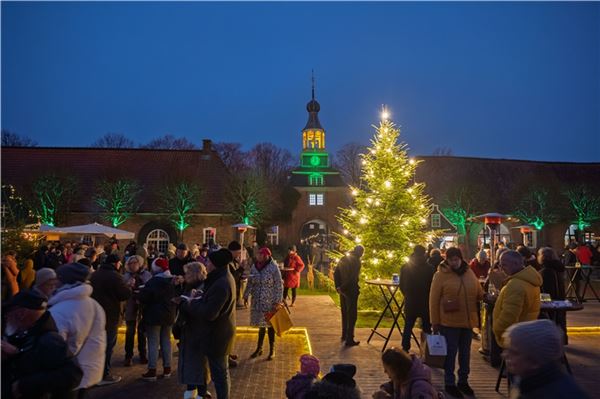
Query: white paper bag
426 334 447 356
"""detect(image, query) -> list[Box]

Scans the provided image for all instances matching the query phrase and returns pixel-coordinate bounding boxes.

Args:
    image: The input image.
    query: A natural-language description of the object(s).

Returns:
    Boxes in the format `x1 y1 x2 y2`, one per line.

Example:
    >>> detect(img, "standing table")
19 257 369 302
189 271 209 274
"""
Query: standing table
365 279 420 352
565 265 600 303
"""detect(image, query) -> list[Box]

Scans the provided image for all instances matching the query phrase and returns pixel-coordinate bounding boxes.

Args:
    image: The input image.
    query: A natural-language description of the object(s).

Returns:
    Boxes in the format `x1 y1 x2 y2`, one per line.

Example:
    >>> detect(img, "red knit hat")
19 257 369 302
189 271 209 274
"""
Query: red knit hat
152 258 169 272
259 247 272 257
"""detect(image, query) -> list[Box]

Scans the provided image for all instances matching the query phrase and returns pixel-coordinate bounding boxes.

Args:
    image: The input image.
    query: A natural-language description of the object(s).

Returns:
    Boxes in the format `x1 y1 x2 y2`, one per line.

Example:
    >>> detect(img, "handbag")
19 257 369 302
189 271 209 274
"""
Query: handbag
421 333 447 369
265 303 293 337
442 278 464 313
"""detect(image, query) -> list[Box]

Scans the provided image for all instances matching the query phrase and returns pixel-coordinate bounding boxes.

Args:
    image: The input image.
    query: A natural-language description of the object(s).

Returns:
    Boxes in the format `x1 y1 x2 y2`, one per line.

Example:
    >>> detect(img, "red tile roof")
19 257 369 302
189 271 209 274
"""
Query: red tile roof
1 146 230 214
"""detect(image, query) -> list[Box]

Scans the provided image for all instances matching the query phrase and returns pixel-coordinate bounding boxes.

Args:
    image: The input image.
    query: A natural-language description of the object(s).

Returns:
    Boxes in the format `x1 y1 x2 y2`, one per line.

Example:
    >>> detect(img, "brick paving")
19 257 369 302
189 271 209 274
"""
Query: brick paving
86 296 600 399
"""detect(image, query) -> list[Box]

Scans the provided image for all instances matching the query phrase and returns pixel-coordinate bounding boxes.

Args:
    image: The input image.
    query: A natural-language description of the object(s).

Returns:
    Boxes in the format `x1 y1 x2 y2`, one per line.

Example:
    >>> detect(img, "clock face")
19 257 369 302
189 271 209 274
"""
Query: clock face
310 155 320 166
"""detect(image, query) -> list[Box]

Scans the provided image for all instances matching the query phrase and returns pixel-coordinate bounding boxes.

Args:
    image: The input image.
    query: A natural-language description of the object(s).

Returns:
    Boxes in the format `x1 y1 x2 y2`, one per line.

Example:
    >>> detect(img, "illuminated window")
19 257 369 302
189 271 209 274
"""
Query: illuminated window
0 204 6 219
267 225 279 246
203 227 216 244
309 174 324 186
146 229 170 256
309 193 324 206
431 214 441 228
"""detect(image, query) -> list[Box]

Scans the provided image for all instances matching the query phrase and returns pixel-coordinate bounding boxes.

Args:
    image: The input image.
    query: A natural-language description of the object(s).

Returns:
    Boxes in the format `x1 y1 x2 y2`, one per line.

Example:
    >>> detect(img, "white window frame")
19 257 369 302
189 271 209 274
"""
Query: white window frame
0 204 6 219
431 214 441 228
267 225 279 246
309 175 324 186
309 193 324 206
146 229 170 256
203 227 216 244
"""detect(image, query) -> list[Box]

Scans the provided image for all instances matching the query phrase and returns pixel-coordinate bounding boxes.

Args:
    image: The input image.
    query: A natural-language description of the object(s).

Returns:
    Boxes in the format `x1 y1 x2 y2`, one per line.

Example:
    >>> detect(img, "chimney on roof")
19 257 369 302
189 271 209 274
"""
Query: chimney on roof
202 139 212 151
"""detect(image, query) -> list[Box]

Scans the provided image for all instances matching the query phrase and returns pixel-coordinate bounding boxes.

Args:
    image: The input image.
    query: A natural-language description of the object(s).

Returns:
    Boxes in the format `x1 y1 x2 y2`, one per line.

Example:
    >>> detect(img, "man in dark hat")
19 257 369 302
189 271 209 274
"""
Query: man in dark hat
169 243 192 276
2 291 83 398
334 245 364 347
90 253 132 385
179 248 236 398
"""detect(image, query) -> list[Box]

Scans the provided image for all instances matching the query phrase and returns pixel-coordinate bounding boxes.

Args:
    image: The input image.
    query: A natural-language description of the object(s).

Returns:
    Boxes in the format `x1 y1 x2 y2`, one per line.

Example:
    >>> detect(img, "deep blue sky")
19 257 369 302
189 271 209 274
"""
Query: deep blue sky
2 2 599 162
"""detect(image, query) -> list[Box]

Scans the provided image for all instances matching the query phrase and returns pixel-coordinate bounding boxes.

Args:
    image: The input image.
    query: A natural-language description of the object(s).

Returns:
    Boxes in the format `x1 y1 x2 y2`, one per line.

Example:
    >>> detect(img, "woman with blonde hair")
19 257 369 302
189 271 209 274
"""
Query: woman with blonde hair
123 254 152 366
175 261 211 399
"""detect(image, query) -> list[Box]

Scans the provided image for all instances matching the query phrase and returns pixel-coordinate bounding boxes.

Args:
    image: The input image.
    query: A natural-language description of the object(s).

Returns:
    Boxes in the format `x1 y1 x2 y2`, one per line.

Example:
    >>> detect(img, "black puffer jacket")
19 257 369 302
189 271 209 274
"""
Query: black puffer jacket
2 311 83 399
400 254 435 316
90 263 132 328
139 272 177 326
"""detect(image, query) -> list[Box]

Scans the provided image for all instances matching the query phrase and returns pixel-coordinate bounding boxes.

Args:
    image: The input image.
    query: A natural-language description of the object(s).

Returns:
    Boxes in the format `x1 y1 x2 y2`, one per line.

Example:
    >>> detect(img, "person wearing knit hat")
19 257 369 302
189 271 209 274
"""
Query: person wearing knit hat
244 246 283 361
151 257 170 274
33 267 58 298
286 354 321 399
503 319 590 398
49 263 107 392
56 263 90 285
178 243 237 398
208 248 234 269
138 256 176 381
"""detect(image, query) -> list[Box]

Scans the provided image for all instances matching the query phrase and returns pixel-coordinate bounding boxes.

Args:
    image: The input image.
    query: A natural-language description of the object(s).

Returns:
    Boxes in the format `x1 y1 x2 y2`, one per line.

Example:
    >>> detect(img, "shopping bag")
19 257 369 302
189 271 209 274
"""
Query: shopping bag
265 303 293 337
421 333 447 369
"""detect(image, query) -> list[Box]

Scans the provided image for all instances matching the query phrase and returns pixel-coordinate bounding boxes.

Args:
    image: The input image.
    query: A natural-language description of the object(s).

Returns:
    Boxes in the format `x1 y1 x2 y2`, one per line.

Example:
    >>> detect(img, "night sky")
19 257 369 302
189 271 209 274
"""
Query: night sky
2 2 599 162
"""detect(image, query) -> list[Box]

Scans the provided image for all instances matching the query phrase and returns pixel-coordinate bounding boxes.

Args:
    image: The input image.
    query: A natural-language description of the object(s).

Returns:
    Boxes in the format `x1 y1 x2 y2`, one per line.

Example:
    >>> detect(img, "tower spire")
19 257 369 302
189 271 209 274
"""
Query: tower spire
311 69 315 100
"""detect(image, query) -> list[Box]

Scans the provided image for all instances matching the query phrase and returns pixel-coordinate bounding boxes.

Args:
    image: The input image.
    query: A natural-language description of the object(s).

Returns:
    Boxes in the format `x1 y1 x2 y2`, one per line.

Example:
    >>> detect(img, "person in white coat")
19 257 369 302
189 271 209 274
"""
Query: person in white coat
49 263 107 398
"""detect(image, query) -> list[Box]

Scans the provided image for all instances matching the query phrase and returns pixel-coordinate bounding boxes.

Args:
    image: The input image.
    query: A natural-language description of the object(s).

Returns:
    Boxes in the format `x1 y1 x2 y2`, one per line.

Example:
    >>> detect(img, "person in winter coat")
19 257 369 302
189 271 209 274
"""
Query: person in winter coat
49 263 106 398
333 245 365 347
400 245 434 352
90 253 132 385
2 253 20 302
175 262 210 399
429 247 484 398
138 257 177 381
244 247 283 360
33 267 59 298
469 250 490 279
18 257 36 291
427 249 443 270
123 255 152 366
178 249 236 399
286 354 320 399
537 247 567 341
503 319 590 399
2 290 83 399
517 245 540 271
282 245 305 307
372 347 438 399
169 243 192 276
493 250 542 348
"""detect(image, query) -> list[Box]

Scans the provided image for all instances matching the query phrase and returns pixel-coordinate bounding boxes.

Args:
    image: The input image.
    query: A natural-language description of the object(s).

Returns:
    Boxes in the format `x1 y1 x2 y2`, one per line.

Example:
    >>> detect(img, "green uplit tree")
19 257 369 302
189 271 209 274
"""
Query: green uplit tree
564 186 600 231
514 188 555 231
333 116 431 280
227 172 269 227
161 182 200 238
29 174 77 226
94 179 141 227
440 185 482 255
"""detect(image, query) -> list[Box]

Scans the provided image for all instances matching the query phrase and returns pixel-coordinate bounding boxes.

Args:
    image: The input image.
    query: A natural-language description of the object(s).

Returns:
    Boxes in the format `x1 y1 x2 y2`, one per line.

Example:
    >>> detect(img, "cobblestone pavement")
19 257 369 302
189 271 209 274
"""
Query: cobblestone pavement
86 297 600 399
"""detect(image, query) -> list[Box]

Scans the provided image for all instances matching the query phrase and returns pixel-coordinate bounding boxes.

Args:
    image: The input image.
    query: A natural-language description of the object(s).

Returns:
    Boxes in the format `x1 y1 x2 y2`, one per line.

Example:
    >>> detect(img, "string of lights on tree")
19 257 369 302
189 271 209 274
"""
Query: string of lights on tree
332 107 433 279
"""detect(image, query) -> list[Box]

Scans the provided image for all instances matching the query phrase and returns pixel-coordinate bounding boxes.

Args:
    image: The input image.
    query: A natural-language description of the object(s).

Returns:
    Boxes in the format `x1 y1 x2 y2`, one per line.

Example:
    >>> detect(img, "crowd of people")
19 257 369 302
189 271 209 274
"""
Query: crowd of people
1 236 596 399
1 237 301 399
331 241 595 399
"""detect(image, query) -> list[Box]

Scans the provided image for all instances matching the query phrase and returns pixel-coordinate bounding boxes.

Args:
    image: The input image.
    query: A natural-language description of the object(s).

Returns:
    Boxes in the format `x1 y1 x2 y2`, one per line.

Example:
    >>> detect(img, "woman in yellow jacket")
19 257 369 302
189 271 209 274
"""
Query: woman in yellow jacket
429 247 484 398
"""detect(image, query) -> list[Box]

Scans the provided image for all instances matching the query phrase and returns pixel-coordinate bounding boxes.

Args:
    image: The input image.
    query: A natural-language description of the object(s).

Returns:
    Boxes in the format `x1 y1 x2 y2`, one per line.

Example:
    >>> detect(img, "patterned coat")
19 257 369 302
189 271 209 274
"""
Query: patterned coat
243 259 283 327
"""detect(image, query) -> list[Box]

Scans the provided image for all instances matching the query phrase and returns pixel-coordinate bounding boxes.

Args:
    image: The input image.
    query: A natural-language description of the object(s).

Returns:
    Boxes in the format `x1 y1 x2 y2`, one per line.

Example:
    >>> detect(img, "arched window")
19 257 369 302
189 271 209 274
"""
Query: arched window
146 229 170 256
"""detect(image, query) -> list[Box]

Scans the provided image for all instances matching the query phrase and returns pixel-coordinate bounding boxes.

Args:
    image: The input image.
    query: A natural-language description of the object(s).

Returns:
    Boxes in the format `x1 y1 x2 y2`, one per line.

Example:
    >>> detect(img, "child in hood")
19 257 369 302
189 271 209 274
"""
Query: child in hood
286 354 320 399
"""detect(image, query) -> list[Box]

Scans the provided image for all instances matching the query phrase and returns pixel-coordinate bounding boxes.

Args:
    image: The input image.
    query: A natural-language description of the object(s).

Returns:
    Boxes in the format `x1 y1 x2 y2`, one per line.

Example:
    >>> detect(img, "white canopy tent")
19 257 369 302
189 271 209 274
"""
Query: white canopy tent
40 222 135 240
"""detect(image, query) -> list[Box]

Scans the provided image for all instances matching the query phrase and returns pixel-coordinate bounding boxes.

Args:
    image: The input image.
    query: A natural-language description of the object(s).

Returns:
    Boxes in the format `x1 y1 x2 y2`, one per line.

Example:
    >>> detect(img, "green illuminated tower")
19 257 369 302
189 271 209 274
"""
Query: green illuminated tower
291 75 342 187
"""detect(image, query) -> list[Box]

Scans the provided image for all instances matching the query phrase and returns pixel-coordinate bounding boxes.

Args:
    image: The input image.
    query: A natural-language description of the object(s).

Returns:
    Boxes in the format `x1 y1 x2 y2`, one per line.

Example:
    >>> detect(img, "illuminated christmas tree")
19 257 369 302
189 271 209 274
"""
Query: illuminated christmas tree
334 110 432 279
